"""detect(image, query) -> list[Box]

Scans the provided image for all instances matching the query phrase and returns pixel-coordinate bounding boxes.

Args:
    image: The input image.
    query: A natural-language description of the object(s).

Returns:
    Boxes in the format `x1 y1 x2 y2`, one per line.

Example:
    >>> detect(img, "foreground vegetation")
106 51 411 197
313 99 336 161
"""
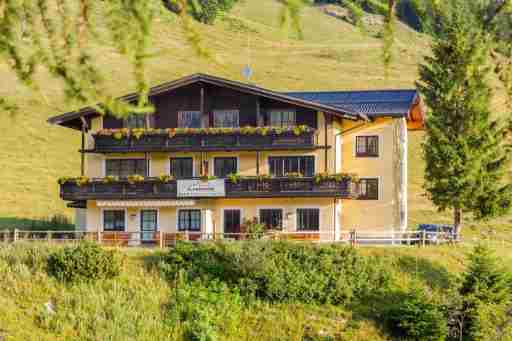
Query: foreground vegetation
0 241 511 340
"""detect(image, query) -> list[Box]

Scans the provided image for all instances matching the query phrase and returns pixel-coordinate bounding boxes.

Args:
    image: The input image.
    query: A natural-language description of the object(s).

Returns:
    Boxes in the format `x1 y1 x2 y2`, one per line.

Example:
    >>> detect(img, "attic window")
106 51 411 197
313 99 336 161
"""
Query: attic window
178 111 202 128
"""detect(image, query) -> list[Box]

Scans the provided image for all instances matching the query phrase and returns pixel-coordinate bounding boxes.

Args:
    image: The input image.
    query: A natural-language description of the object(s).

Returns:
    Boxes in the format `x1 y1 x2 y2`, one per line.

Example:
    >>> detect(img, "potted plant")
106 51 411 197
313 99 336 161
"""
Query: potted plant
127 174 145 184
75 176 90 187
103 175 119 184
285 172 303 179
227 173 242 184
158 174 175 183
200 175 217 182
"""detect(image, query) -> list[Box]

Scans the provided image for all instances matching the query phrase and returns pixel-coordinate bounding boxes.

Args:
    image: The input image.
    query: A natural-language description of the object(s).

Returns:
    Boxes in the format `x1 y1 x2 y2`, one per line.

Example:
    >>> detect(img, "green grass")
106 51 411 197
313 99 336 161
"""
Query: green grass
0 241 510 340
0 0 509 239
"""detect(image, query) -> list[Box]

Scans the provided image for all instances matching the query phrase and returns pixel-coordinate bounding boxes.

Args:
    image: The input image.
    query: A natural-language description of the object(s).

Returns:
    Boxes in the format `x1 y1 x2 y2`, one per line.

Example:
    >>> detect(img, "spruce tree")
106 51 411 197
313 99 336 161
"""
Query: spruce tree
417 4 512 237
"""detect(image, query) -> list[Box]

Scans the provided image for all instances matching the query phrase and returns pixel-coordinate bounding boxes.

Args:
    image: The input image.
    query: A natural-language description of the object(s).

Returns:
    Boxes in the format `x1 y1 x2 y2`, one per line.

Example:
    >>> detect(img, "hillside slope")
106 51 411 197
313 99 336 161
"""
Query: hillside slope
0 0 507 235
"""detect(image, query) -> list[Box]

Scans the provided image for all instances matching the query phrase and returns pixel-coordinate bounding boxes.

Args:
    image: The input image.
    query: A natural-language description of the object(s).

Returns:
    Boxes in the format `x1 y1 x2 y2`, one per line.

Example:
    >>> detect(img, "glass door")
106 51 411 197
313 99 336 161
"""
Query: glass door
140 210 158 243
223 209 241 239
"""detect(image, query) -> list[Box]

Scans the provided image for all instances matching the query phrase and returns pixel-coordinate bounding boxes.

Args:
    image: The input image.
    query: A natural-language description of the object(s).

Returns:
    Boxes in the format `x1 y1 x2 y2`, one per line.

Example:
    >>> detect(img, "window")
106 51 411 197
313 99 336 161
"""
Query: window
106 159 147 178
270 110 295 127
214 157 238 178
296 208 319 231
170 158 193 178
103 210 125 231
259 209 283 230
213 110 239 128
359 178 379 200
140 210 158 231
124 114 146 129
356 136 379 157
178 209 201 231
178 111 202 128
268 156 315 177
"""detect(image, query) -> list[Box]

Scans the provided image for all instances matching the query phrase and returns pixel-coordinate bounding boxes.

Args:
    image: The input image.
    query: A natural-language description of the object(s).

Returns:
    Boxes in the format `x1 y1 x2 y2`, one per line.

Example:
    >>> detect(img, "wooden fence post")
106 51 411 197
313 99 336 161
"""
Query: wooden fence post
97 230 102 245
47 231 52 244
13 229 18 243
421 230 426 248
159 231 164 249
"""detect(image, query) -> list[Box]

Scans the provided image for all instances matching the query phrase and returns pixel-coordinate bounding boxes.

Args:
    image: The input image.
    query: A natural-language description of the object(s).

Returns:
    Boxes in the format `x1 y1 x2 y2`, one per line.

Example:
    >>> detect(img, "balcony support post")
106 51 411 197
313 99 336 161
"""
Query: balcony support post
256 151 260 175
80 117 88 176
144 152 149 177
256 98 263 126
324 112 329 173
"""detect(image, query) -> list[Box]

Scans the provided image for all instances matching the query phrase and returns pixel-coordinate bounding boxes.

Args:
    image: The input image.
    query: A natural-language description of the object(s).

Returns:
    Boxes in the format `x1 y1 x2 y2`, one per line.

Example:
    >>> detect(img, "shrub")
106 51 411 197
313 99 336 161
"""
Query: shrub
163 241 390 305
47 241 122 282
240 217 266 239
168 279 243 340
187 0 239 24
386 286 447 341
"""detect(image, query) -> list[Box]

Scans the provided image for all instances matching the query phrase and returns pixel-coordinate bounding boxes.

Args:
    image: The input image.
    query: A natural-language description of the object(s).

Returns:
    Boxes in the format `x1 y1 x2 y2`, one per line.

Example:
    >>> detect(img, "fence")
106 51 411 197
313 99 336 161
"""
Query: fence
0 229 464 248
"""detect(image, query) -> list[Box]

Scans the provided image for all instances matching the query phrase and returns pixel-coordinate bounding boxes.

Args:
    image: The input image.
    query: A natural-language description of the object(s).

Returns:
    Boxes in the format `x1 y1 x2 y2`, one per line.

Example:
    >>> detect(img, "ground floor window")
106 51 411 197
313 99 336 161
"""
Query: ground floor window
259 209 283 230
103 210 125 231
178 209 201 231
140 210 158 230
359 178 379 200
296 208 319 231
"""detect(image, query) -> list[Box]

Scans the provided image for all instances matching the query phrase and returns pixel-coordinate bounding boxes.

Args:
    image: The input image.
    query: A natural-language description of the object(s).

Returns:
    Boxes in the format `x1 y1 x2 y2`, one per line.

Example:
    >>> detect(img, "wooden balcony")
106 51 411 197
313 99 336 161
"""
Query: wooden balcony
90 129 321 153
60 177 357 201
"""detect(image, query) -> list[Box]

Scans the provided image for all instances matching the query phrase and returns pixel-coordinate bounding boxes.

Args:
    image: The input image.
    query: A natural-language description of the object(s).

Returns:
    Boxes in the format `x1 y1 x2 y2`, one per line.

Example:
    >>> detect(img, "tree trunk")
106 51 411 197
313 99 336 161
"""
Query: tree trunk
454 208 462 240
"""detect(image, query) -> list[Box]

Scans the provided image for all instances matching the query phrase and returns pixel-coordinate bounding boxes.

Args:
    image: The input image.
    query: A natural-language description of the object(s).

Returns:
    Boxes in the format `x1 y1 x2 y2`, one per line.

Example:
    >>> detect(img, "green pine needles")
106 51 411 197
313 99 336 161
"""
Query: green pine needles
418 4 512 237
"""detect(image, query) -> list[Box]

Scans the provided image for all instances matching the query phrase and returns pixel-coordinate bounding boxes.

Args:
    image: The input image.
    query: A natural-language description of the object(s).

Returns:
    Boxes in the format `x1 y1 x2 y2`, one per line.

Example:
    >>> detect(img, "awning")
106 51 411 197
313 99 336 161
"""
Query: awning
96 200 196 207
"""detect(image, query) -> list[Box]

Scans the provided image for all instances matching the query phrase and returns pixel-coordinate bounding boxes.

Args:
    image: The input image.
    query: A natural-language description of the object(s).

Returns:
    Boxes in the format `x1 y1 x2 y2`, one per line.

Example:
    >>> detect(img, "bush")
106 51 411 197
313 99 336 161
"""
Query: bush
47 241 122 282
386 286 447 341
168 279 243 340
163 241 391 305
188 0 240 24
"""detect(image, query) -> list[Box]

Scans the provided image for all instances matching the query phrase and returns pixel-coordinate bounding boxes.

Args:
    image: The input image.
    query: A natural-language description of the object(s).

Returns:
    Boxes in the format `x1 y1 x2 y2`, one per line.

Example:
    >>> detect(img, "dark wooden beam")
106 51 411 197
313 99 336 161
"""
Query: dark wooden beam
256 151 260 175
324 112 329 172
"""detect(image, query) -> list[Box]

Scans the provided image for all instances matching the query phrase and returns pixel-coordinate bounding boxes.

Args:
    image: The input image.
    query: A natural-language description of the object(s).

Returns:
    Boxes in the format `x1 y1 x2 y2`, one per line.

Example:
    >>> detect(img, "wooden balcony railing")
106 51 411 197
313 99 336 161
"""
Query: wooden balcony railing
60 177 357 201
91 130 319 153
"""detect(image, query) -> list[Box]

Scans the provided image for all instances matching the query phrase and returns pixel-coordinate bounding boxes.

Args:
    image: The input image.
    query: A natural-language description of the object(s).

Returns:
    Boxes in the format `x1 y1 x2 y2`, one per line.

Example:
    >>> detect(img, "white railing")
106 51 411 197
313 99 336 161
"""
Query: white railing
0 229 473 248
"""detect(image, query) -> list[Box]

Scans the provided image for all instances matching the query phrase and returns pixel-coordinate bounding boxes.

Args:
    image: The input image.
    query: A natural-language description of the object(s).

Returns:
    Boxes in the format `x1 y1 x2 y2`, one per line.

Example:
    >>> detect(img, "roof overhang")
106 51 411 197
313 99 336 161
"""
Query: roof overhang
48 73 367 130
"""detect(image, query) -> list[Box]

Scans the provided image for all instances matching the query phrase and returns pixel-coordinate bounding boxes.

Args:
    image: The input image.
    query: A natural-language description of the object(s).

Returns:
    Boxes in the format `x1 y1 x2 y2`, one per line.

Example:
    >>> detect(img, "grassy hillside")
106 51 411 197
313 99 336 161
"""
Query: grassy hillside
0 0 508 237
0 241 510 340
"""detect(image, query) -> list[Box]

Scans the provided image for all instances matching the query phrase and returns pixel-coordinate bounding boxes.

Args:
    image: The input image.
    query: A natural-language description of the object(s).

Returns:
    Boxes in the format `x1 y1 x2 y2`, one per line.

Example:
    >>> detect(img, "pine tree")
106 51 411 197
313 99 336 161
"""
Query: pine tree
458 245 512 340
417 3 512 238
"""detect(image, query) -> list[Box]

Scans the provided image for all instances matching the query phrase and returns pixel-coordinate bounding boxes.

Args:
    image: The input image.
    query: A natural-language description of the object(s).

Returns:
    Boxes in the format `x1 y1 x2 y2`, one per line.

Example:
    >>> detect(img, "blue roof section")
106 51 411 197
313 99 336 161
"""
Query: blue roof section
284 89 418 117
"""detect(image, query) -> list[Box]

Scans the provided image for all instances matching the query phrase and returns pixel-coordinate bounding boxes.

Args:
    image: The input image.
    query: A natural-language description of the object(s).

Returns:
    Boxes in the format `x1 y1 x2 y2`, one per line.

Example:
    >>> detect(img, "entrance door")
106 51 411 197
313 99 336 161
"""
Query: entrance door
223 209 241 238
140 210 158 243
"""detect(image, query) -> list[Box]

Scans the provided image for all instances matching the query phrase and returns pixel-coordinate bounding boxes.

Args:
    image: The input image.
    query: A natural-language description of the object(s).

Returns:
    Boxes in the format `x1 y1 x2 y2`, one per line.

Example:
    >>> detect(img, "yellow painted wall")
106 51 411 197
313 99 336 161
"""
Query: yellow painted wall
85 198 336 240
339 118 397 231
83 114 400 234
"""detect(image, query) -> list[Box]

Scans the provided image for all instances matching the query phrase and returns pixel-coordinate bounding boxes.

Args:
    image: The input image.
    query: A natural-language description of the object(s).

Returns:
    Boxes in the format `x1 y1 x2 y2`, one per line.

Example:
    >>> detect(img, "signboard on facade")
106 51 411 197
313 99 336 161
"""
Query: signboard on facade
177 179 226 197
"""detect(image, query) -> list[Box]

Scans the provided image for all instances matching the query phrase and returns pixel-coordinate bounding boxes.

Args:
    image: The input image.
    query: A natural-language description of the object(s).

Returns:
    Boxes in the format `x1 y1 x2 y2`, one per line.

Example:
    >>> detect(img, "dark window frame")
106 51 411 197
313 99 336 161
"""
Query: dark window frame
177 111 202 128
296 208 320 231
170 157 194 179
355 135 379 157
105 159 147 178
269 109 296 127
103 210 126 232
140 209 158 231
124 114 147 129
359 178 379 200
178 209 201 232
268 156 315 177
259 209 283 230
214 157 238 178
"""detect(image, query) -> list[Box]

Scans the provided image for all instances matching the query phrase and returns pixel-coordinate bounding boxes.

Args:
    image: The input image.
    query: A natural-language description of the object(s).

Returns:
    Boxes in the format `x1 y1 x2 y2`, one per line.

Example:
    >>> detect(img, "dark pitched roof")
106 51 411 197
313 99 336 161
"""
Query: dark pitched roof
284 90 418 118
48 73 365 129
